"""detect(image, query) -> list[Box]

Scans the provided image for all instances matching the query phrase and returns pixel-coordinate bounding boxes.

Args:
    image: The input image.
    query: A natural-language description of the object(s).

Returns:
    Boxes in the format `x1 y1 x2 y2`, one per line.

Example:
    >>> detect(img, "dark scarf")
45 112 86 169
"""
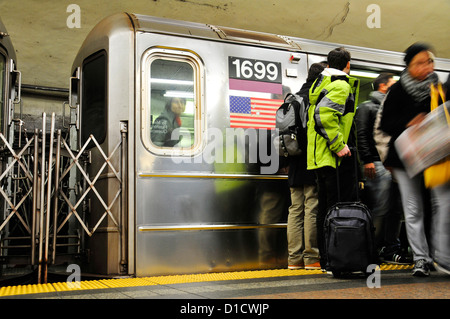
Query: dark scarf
400 70 439 103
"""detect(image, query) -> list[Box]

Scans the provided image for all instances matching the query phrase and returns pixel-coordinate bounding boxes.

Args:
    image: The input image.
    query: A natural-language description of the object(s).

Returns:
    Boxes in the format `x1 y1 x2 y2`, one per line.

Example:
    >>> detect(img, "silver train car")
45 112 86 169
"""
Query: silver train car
0 18 20 137
0 18 27 277
68 13 450 277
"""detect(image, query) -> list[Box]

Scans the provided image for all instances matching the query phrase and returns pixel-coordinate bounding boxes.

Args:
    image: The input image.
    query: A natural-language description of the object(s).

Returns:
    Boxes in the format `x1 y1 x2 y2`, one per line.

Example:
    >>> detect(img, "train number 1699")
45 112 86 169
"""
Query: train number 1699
229 56 282 83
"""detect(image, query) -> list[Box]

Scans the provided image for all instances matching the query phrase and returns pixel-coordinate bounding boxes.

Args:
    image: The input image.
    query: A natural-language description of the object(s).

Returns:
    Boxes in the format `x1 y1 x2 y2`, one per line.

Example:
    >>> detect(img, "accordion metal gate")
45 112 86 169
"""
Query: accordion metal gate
0 113 127 283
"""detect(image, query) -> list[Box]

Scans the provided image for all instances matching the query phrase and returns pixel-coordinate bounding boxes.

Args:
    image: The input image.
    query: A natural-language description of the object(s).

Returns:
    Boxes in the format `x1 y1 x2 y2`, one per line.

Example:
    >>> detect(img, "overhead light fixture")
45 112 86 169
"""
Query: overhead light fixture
350 71 379 78
151 78 194 86
350 71 400 81
164 91 195 99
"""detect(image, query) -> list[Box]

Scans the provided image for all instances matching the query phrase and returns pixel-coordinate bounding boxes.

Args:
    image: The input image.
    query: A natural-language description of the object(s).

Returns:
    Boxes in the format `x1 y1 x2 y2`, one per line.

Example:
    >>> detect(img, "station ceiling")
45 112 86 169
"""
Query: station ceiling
1 0 449 89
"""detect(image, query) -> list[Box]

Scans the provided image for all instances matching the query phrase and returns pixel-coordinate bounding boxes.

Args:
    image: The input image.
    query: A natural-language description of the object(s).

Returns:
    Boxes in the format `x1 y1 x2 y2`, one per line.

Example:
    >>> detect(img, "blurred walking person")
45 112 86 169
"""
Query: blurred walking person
379 43 445 276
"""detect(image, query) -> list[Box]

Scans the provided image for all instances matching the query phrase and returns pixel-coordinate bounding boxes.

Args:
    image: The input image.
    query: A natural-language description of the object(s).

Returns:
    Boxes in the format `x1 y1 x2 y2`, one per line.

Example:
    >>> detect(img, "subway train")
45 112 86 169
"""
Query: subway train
0 18 28 280
1 13 450 280
0 18 20 139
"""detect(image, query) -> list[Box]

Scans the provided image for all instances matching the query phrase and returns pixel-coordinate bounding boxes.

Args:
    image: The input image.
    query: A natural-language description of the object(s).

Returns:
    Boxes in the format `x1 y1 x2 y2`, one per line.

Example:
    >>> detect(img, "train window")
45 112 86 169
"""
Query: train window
350 69 400 104
142 48 204 155
0 53 4 132
81 51 107 146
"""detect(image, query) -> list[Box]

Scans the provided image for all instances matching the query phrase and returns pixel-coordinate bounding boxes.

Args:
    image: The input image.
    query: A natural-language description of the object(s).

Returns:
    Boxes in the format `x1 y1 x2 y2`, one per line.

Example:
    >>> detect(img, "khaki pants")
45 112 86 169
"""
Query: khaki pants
287 185 319 266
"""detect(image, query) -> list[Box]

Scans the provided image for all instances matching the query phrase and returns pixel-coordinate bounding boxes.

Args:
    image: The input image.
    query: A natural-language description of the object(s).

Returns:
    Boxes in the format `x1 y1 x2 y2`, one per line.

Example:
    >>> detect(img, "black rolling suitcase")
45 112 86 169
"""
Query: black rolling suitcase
324 152 376 277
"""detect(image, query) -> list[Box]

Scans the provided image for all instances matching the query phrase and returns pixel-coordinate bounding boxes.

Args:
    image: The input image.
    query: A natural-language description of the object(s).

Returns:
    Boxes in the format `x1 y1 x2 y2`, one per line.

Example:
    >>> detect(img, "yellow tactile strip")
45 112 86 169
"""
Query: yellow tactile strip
0 283 55 296
0 264 413 297
53 280 112 292
379 263 414 271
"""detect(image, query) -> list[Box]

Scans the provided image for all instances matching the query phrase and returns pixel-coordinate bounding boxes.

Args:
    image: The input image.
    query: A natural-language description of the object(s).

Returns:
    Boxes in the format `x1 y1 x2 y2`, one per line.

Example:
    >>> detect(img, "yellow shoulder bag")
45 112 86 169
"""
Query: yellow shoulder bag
423 83 450 188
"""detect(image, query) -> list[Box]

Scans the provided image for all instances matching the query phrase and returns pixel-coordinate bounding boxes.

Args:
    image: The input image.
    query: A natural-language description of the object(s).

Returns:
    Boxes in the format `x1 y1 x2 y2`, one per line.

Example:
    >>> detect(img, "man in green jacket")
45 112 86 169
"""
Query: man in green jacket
306 47 360 270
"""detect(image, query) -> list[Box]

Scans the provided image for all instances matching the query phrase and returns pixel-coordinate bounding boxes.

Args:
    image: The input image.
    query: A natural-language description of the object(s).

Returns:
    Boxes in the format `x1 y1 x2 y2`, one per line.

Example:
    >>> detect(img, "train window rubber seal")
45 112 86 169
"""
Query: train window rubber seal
141 47 205 158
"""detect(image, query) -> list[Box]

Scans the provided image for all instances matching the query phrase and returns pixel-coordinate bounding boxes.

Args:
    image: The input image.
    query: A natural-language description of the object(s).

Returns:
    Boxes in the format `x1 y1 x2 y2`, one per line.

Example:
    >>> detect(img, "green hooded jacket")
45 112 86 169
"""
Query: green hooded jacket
306 68 359 170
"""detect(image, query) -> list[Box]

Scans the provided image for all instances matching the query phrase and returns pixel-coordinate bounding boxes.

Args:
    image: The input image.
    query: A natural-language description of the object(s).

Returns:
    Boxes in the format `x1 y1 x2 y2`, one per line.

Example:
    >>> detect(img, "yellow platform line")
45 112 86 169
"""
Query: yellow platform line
100 277 159 288
0 283 55 296
0 263 413 297
379 263 413 271
143 268 322 285
52 280 110 292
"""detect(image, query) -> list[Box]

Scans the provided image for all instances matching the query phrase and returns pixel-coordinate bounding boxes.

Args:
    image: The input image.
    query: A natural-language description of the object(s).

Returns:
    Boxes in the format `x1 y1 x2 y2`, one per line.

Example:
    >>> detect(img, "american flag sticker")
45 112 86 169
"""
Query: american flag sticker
227 56 284 129
229 78 282 95
229 95 282 129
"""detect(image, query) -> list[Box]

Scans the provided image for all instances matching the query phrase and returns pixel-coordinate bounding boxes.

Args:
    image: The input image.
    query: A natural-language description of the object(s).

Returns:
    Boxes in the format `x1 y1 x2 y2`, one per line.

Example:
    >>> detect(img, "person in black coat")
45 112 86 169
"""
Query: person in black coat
379 43 444 276
355 73 411 264
151 97 186 147
287 62 326 270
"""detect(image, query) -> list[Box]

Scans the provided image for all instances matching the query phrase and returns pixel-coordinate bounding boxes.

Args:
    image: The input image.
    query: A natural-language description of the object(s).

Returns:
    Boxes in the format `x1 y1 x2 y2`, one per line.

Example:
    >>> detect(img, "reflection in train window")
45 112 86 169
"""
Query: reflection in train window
81 51 107 146
140 47 206 156
0 54 4 133
142 48 203 155
149 59 195 148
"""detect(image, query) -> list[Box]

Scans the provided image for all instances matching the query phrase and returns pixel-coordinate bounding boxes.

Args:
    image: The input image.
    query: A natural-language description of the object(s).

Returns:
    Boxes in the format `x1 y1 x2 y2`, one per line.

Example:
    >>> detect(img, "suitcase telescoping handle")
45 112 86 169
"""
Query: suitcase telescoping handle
335 146 360 202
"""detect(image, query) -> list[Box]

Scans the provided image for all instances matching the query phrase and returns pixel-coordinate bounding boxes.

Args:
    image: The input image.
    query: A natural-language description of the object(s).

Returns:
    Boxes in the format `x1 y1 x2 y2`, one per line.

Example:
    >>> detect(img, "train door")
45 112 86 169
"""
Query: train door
0 50 5 134
0 49 21 138
134 29 308 276
0 28 27 277
307 53 402 103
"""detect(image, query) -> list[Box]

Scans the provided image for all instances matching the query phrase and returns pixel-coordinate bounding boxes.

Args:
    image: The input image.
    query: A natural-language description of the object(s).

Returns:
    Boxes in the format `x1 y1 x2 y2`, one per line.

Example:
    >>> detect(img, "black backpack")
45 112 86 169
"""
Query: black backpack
273 93 309 157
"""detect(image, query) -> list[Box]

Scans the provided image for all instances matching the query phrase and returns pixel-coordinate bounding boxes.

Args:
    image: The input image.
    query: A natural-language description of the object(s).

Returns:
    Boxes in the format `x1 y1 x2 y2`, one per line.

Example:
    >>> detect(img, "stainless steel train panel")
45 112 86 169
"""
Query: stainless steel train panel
69 13 136 275
0 17 20 135
134 30 306 276
0 18 25 274
67 13 450 277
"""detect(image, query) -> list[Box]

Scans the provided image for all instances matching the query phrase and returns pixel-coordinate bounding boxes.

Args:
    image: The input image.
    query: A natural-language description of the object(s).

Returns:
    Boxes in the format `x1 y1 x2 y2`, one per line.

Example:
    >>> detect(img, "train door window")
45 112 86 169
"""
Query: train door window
0 53 4 133
350 69 400 104
142 48 204 155
81 51 107 146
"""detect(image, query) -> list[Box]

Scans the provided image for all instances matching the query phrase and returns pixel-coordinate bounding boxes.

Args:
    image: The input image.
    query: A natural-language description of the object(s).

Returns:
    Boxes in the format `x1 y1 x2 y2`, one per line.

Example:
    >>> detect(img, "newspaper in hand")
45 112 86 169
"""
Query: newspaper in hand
395 102 450 178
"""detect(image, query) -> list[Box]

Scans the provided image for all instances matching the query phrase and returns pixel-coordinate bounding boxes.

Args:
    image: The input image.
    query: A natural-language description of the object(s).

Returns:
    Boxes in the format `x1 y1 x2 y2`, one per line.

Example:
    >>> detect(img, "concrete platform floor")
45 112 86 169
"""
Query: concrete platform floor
0 266 448 317
0 266 448 300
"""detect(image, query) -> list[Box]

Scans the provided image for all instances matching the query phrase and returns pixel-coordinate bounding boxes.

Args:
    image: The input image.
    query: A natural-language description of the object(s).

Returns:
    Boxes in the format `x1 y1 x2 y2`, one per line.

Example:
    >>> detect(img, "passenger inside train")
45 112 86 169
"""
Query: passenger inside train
148 57 195 148
355 73 410 265
151 97 187 147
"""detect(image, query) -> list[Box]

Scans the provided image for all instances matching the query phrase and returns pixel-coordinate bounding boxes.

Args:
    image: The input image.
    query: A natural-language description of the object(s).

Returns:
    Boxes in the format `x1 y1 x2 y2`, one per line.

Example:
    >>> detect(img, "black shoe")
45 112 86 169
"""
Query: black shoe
382 252 413 265
412 259 430 277
428 262 436 271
